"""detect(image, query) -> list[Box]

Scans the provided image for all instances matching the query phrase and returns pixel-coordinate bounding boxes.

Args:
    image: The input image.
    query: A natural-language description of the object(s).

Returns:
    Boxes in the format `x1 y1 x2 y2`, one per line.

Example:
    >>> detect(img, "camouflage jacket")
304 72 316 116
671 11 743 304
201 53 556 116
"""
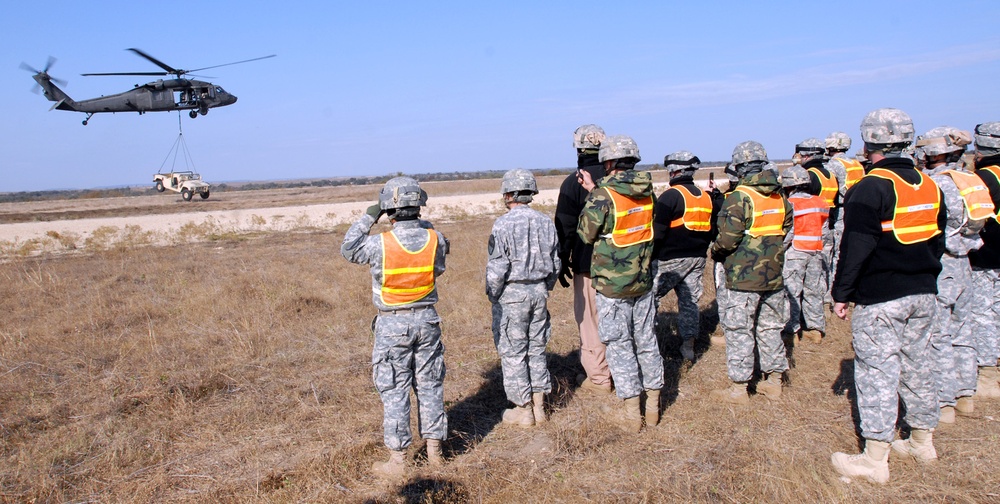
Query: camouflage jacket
577 170 656 298
924 162 985 257
710 170 793 292
486 204 561 303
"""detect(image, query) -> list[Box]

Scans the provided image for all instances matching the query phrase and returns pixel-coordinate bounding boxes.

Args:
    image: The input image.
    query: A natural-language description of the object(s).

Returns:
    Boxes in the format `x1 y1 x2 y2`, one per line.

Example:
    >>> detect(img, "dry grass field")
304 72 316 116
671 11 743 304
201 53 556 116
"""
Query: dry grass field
1 175 999 503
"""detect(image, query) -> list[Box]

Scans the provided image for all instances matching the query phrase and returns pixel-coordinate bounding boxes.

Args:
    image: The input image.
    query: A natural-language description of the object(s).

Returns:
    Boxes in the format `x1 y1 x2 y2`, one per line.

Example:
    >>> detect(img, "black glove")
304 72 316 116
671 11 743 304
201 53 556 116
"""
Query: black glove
558 262 573 288
366 203 384 222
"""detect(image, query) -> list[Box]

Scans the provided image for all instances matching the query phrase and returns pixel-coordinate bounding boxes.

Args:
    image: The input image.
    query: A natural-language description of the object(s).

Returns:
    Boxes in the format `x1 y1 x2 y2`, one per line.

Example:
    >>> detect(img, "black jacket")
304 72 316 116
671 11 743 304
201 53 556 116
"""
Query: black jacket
969 154 1000 269
554 153 606 275
832 157 946 304
652 174 718 261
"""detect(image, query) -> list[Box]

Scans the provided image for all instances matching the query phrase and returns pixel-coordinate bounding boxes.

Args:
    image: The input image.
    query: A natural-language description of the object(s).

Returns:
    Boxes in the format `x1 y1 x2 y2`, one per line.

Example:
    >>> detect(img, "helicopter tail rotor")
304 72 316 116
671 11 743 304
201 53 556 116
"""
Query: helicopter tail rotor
20 56 68 93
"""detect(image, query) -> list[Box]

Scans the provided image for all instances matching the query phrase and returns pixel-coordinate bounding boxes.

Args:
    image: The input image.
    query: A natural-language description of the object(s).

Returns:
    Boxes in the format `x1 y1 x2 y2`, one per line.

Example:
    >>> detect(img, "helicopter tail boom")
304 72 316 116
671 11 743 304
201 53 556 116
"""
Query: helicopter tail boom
31 73 78 111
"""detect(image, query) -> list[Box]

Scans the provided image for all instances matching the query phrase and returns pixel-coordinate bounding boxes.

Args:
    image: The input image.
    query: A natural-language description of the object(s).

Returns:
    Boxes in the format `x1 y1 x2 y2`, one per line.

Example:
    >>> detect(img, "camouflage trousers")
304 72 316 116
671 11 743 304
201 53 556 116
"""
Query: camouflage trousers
970 266 1000 367
596 290 664 399
931 255 977 406
371 307 447 451
718 288 789 382
783 249 828 334
851 294 938 443
652 256 706 341
491 282 552 406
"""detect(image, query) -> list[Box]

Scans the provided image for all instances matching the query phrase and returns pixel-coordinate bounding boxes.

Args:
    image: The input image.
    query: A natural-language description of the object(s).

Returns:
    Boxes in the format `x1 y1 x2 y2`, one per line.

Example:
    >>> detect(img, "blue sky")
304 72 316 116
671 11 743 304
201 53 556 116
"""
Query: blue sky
3 1 999 192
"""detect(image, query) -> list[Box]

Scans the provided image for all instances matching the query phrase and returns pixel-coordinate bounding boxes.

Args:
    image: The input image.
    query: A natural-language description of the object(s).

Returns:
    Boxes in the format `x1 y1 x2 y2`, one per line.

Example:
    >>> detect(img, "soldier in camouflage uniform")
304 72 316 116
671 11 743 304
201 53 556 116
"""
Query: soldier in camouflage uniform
486 169 561 428
824 132 861 304
709 141 792 405
780 164 830 343
830 108 947 484
969 121 1000 399
341 176 449 478
577 135 663 431
652 151 719 361
914 127 987 423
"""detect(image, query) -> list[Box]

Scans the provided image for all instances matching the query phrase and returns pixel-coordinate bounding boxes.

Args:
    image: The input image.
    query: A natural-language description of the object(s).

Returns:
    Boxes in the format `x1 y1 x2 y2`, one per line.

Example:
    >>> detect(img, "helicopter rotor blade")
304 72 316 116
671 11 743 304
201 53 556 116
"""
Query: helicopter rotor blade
127 48 181 75
81 71 169 77
20 62 41 74
21 58 68 89
188 54 276 73
43 56 57 73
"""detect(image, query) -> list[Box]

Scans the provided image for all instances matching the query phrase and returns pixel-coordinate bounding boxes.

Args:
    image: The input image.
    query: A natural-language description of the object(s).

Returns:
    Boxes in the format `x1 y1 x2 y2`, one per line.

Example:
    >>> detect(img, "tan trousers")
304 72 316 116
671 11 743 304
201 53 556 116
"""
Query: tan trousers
575 274 610 386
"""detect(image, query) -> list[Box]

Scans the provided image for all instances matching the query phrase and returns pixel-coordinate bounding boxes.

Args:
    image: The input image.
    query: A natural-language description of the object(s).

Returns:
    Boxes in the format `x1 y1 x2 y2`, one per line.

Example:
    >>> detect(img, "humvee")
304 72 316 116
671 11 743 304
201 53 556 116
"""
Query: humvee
153 171 210 201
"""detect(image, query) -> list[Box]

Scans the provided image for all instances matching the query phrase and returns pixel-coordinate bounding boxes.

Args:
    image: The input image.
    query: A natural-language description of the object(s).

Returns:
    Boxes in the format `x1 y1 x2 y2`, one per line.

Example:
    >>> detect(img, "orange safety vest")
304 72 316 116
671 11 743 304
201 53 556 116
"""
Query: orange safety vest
835 157 865 190
789 194 829 251
943 170 995 221
733 186 787 237
976 165 1000 220
605 188 654 247
668 185 712 232
867 168 942 244
380 229 437 306
808 166 838 208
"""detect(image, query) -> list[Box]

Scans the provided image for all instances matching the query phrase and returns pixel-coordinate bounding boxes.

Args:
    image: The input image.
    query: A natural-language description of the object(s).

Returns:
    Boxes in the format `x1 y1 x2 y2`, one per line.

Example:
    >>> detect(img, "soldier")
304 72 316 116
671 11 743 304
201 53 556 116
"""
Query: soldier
555 124 613 394
830 108 946 484
969 121 1000 399
486 169 561 427
825 132 865 298
651 151 718 361
341 176 449 478
577 135 663 431
780 165 830 344
914 127 989 423
709 141 792 404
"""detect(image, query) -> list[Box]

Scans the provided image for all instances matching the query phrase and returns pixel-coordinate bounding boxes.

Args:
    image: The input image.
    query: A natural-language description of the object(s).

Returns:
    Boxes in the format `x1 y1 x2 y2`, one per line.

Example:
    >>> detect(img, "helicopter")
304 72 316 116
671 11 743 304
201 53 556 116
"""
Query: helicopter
21 49 275 125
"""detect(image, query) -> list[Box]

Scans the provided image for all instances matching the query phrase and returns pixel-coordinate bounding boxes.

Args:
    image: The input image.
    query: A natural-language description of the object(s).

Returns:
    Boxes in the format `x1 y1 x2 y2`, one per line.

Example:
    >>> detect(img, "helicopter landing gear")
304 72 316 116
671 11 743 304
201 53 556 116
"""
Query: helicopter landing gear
189 110 198 119
82 112 94 126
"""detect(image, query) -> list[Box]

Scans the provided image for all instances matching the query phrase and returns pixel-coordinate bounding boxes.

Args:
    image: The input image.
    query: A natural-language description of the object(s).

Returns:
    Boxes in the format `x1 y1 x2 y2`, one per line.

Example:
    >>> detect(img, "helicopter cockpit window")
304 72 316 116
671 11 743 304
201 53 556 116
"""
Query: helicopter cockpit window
216 87 224 94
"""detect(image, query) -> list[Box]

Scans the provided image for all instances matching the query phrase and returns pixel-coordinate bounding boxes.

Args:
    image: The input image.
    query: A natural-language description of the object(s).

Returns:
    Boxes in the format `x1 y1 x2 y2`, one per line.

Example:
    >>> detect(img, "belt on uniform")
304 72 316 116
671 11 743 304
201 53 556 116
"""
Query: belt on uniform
379 306 431 315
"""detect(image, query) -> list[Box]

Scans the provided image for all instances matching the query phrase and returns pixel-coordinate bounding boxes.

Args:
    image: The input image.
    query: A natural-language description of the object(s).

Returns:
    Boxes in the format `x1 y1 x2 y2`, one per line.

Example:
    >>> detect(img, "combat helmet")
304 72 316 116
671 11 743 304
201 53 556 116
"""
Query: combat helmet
860 108 914 155
379 176 427 219
915 126 971 164
599 135 641 170
795 138 826 156
781 165 811 188
500 168 538 203
573 124 606 151
731 140 769 178
664 151 701 175
826 132 852 152
974 122 1000 156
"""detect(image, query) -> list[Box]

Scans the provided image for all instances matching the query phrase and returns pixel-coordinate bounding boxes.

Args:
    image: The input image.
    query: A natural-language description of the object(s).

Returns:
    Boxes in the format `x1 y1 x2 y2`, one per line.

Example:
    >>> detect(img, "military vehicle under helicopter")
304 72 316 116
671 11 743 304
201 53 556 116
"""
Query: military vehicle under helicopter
21 49 274 125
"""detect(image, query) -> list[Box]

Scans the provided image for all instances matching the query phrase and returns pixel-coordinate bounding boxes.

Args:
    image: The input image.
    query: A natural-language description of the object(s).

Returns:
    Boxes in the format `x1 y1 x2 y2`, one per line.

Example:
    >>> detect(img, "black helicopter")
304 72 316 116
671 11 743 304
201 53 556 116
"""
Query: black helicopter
21 49 275 125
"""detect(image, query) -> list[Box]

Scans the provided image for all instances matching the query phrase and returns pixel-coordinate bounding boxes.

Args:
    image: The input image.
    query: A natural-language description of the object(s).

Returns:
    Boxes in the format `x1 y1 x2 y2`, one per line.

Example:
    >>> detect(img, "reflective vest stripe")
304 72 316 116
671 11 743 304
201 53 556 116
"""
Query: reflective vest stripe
808 167 838 207
789 194 828 251
380 229 437 306
606 188 654 246
733 186 787 237
668 185 713 231
979 166 1000 220
867 168 942 244
943 170 995 221
837 157 865 189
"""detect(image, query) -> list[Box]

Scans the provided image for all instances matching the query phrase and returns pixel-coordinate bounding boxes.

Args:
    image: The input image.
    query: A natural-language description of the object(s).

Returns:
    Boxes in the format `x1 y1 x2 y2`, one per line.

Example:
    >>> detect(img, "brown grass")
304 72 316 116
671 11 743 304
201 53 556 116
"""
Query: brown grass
1 180 998 503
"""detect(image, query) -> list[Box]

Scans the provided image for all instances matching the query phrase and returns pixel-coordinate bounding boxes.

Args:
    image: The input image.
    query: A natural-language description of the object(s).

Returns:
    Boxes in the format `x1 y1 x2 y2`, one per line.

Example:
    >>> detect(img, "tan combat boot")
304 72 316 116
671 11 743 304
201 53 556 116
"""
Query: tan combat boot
372 449 408 479
532 392 548 424
577 374 613 395
603 396 643 433
757 373 782 400
801 330 823 344
425 439 444 467
939 405 956 424
680 339 696 361
975 366 1000 399
891 428 937 464
956 396 974 416
502 403 535 428
710 382 750 405
831 439 890 484
644 389 661 427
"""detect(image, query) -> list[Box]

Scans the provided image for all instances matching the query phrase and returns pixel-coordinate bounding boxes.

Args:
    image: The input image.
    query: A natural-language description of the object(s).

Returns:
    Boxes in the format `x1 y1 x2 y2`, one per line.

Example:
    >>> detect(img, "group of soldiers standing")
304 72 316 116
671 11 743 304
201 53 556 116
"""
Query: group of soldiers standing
341 108 1000 484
